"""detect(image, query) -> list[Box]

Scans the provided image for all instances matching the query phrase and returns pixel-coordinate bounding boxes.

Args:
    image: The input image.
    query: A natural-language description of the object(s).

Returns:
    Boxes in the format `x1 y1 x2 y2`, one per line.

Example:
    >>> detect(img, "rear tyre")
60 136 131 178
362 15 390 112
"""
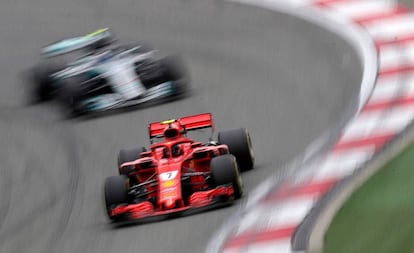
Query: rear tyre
218 128 254 172
118 147 146 175
59 78 86 117
161 55 190 95
104 175 129 217
211 154 243 199
31 64 61 102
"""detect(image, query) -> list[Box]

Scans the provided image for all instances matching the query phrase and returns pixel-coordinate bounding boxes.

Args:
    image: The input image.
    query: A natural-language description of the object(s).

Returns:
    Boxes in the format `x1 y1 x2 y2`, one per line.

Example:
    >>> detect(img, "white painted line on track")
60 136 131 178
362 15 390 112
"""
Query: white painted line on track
325 0 397 19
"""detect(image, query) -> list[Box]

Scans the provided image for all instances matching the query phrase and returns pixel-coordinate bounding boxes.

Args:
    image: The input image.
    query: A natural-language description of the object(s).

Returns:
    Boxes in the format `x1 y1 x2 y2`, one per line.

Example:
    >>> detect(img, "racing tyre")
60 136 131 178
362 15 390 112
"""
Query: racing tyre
59 78 86 117
104 175 129 217
118 147 146 175
31 64 60 102
161 55 190 95
218 128 254 171
211 154 243 199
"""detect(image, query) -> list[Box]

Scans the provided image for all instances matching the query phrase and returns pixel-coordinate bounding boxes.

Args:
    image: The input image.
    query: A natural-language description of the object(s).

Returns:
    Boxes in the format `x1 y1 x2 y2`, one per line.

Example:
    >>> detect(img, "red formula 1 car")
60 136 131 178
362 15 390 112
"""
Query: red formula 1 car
104 113 254 222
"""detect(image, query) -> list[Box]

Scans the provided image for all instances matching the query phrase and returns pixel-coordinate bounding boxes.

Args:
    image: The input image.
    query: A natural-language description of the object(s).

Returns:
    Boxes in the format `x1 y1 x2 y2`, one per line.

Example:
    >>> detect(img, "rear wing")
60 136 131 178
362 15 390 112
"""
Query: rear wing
148 113 214 139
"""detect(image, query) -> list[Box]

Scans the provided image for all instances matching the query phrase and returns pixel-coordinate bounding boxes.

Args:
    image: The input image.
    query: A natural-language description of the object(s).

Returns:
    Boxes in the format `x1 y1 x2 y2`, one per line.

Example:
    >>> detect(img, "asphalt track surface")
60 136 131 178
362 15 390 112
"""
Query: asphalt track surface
0 0 362 252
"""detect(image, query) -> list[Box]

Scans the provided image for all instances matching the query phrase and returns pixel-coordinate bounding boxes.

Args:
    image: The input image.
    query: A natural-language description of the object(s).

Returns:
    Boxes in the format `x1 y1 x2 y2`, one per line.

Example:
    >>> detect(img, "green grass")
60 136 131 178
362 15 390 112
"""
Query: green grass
323 142 414 253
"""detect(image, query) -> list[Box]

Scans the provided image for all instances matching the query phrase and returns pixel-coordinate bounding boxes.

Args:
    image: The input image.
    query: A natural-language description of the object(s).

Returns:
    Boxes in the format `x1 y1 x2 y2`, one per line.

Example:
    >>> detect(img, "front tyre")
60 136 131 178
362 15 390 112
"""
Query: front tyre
218 128 254 171
104 175 129 218
59 78 86 117
211 154 243 199
31 64 61 102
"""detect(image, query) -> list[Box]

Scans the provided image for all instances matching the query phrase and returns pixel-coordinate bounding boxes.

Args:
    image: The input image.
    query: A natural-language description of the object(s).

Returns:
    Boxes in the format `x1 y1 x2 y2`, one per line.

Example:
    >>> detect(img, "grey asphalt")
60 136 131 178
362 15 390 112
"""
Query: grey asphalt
0 0 361 252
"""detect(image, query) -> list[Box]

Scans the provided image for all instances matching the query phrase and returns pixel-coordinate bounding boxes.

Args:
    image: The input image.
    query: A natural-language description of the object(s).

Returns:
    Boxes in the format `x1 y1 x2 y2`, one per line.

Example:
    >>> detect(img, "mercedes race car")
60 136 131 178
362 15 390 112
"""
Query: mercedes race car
31 28 189 116
104 113 254 222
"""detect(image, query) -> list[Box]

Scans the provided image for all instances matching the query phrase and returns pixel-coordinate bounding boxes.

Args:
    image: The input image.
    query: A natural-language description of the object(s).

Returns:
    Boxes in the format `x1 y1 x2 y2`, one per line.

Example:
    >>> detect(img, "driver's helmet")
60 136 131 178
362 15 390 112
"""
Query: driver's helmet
208 141 218 146
172 144 183 157
164 124 181 140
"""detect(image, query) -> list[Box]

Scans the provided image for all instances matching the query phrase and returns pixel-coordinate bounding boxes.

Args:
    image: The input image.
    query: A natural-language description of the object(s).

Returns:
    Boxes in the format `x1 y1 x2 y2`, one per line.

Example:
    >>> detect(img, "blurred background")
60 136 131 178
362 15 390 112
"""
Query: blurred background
0 0 362 252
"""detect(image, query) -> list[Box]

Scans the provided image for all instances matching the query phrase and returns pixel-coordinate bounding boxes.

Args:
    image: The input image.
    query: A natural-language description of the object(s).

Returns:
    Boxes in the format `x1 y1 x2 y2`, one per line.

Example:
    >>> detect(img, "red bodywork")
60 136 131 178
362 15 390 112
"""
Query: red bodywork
110 113 235 221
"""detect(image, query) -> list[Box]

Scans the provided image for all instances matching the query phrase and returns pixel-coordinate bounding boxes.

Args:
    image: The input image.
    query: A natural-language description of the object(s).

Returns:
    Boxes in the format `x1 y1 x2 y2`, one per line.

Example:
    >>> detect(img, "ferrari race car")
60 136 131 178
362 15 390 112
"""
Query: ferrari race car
104 113 254 222
31 28 189 116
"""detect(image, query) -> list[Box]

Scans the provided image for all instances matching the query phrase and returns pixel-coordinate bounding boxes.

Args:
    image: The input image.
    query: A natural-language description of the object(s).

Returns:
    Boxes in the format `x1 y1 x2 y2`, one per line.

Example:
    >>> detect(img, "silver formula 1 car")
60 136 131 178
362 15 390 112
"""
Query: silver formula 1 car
31 28 189 116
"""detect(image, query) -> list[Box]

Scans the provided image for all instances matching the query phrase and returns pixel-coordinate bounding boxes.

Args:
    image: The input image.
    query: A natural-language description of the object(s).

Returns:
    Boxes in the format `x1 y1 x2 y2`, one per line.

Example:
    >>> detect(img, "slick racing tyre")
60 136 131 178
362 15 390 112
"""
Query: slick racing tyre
118 147 147 175
31 63 61 102
218 128 254 171
161 55 190 95
104 175 129 218
59 78 86 117
211 154 243 199
161 55 187 80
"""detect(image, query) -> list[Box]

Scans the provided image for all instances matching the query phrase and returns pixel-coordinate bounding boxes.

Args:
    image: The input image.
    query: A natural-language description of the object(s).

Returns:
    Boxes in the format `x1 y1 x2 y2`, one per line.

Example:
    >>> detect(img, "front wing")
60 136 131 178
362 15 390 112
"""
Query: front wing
109 185 235 223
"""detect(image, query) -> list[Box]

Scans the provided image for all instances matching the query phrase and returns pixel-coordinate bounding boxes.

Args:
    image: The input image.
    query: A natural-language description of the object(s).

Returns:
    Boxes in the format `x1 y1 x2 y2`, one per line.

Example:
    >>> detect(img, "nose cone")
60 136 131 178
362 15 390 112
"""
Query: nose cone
163 199 176 210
